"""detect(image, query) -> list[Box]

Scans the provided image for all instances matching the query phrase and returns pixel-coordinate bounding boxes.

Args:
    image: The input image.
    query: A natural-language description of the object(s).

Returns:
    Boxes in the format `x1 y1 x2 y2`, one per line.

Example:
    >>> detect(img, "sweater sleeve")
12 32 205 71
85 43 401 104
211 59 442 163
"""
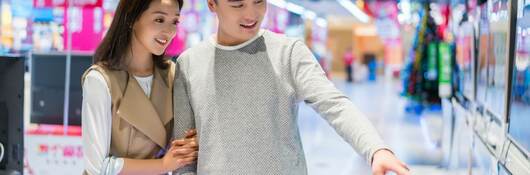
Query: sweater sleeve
172 55 197 174
289 40 390 165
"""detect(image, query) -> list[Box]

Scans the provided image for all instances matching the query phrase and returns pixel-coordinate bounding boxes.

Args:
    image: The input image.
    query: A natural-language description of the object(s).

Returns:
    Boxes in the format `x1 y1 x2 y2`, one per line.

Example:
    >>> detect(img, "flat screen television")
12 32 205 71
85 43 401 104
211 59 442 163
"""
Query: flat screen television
30 53 92 126
476 2 491 108
508 0 530 157
485 0 512 120
68 54 93 126
0 55 25 173
454 8 478 103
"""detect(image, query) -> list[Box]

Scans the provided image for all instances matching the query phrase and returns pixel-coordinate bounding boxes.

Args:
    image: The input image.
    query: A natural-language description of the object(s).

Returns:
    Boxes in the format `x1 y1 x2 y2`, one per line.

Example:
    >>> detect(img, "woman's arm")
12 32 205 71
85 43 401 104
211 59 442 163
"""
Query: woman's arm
119 136 198 175
82 71 123 174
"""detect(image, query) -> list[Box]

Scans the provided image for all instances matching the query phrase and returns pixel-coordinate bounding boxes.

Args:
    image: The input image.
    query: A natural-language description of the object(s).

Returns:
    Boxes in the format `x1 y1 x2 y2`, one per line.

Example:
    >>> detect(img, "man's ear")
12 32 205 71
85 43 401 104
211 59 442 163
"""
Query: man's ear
207 0 217 13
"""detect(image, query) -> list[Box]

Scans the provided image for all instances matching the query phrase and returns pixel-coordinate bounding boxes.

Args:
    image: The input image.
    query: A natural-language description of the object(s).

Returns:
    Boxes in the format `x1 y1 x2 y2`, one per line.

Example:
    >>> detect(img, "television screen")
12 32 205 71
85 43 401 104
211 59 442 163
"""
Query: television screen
508 0 530 156
476 2 491 107
30 53 92 126
68 54 93 126
30 53 67 125
454 8 478 102
486 0 511 119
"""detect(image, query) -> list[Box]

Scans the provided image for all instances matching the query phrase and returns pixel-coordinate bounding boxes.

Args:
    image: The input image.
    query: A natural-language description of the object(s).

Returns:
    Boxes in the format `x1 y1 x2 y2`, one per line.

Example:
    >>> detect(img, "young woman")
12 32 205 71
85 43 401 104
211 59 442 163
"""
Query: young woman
81 0 197 174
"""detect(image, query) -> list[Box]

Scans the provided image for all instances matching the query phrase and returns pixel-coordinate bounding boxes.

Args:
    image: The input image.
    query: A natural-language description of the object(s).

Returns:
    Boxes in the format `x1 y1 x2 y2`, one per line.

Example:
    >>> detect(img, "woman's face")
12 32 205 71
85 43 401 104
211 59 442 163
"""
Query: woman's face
132 0 180 56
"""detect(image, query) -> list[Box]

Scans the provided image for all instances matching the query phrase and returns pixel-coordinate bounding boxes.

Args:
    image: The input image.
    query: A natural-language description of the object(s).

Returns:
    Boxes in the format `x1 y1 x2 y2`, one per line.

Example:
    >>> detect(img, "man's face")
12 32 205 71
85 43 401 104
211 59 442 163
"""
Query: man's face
208 0 267 45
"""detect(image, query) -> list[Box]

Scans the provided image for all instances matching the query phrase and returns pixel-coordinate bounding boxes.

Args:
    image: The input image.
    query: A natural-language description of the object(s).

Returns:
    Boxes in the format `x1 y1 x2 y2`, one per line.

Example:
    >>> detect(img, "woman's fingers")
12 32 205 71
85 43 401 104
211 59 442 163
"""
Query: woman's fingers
184 138 198 148
172 139 187 146
171 148 194 156
185 151 198 158
172 138 198 148
185 129 197 138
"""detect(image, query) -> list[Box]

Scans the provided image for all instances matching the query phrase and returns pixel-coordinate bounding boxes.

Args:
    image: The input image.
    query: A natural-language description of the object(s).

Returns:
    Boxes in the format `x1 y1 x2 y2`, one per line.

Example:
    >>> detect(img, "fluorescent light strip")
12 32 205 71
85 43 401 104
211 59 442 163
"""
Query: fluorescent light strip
337 0 370 23
268 0 287 8
268 0 319 21
286 2 305 15
316 17 327 27
303 10 317 20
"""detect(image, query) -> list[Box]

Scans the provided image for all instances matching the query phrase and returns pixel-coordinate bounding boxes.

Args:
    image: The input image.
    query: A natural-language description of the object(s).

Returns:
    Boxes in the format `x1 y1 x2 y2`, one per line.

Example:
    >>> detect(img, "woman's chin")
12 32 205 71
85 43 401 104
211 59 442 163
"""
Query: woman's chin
152 50 165 56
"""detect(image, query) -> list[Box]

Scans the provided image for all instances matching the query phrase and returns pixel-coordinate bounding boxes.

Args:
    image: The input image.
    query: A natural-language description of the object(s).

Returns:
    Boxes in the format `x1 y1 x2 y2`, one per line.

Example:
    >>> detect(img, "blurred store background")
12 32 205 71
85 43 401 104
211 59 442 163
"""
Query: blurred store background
0 0 529 174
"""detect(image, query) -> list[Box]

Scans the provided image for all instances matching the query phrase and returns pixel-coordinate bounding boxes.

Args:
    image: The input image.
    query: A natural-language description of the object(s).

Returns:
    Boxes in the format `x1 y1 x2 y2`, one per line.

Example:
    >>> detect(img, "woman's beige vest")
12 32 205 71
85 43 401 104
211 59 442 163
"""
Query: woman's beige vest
82 62 175 161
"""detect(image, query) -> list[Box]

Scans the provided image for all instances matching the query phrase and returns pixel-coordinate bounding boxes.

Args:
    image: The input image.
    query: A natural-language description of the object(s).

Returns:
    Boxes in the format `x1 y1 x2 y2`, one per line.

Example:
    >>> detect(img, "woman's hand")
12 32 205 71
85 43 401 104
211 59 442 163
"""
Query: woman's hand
161 129 199 172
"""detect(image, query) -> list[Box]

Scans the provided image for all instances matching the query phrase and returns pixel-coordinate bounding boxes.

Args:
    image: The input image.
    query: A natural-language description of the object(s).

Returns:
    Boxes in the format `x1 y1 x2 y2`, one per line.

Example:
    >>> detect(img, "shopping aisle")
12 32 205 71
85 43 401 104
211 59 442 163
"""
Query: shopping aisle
297 78 465 175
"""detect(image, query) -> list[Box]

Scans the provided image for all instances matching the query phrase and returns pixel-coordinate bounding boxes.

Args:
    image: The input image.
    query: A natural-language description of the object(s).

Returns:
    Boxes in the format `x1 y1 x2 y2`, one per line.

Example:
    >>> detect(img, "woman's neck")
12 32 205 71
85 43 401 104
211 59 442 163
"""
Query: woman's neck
126 41 153 77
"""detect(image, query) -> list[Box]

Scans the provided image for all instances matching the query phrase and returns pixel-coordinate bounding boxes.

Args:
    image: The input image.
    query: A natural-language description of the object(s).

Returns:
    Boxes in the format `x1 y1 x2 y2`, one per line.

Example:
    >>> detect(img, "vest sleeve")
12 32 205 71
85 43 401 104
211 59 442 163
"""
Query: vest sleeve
289 40 391 165
82 70 124 174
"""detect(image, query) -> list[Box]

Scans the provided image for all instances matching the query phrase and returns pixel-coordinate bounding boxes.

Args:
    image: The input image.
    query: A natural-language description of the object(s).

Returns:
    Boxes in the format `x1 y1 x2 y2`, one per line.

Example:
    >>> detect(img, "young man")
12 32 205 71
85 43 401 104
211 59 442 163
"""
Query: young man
173 0 410 174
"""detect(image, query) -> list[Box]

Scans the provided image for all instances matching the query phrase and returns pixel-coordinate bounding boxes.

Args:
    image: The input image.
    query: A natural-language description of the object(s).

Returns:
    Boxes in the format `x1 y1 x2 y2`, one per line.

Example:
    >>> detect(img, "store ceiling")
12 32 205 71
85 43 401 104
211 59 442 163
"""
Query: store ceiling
290 0 366 23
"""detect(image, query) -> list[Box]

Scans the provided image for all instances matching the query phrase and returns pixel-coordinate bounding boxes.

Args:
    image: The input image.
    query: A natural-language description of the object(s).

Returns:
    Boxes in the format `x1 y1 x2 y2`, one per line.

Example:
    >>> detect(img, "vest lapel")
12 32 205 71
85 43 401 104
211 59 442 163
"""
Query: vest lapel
151 66 173 126
117 74 167 148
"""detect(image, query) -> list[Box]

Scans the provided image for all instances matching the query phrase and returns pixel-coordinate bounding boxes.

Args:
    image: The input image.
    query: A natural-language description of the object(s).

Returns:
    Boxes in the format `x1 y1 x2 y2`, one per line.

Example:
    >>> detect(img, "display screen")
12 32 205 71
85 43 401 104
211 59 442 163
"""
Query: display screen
30 53 92 126
455 8 478 101
486 0 511 118
476 2 491 106
508 0 530 155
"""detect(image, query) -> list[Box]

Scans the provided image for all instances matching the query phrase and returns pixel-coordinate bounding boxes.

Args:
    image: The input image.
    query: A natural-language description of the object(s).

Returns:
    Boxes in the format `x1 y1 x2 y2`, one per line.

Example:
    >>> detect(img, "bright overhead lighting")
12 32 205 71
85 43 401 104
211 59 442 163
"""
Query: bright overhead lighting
286 2 305 15
303 10 317 20
268 0 287 8
316 17 327 27
337 0 370 23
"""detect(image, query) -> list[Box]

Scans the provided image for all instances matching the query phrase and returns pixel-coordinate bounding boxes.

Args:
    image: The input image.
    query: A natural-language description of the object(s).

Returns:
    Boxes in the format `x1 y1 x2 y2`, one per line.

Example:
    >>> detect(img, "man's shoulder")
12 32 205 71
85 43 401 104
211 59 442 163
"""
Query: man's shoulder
262 30 301 47
177 40 214 62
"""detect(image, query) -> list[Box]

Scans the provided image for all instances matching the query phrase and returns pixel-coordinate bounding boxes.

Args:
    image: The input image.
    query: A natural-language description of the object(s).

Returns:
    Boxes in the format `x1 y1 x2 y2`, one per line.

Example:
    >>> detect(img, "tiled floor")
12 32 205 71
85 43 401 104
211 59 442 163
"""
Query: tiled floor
297 77 466 174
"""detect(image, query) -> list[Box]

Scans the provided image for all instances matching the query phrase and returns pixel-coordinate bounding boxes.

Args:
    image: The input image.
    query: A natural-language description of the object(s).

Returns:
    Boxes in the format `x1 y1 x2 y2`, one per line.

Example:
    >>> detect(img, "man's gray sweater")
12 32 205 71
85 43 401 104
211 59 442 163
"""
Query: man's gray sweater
173 30 388 175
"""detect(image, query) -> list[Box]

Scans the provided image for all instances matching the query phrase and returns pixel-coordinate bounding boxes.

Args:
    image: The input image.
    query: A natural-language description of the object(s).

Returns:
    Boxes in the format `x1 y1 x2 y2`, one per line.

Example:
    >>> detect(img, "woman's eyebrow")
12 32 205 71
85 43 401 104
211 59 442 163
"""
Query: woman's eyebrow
152 10 180 16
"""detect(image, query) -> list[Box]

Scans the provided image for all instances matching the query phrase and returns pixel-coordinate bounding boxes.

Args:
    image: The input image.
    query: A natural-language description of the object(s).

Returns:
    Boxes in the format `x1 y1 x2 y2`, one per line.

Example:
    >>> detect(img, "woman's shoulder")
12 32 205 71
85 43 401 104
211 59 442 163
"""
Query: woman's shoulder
82 69 111 99
83 69 108 88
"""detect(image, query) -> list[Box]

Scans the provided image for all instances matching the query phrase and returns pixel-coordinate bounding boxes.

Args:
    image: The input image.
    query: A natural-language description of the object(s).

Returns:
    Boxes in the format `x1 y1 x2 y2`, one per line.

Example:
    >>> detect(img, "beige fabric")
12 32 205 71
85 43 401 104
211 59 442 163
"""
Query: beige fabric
82 62 175 160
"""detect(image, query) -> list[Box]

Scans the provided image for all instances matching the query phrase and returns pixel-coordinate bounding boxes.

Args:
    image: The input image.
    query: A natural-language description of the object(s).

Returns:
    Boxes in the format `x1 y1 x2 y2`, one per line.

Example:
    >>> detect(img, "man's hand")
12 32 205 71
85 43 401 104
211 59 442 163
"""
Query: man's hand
371 149 410 175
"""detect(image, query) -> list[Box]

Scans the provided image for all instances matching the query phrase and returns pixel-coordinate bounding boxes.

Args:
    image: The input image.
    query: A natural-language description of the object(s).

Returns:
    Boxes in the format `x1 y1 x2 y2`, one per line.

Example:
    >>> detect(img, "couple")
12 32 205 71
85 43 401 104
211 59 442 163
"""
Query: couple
81 0 410 174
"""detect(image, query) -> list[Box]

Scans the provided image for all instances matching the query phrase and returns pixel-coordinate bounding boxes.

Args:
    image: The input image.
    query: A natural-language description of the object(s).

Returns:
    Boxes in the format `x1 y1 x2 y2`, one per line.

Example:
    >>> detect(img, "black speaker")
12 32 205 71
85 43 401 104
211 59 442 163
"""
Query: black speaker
0 55 25 174
0 102 8 168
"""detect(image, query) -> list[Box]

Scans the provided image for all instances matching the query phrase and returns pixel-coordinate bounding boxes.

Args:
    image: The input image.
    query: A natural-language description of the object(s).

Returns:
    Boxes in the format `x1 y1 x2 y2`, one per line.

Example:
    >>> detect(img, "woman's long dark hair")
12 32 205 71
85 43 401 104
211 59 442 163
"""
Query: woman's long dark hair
94 0 183 70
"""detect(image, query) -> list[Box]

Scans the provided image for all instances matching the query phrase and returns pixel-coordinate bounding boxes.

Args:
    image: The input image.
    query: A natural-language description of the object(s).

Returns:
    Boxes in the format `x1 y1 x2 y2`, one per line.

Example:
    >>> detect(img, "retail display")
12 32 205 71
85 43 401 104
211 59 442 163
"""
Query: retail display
453 5 478 103
476 2 491 107
486 0 511 119
508 0 530 157
402 3 449 108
